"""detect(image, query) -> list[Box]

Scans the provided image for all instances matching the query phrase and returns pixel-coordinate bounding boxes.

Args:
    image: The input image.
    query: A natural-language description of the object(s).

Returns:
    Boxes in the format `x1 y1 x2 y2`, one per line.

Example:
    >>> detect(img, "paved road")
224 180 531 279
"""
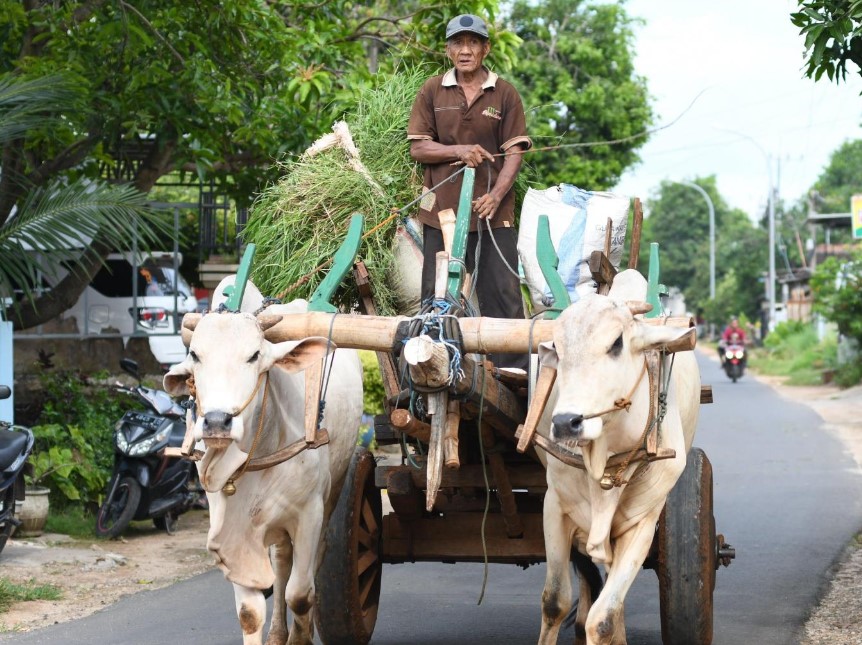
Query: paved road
4 351 862 644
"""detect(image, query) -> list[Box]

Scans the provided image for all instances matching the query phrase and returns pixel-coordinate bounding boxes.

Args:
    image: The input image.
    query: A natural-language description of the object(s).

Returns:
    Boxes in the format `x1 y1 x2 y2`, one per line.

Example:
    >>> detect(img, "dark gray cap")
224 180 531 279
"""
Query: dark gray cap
445 14 489 40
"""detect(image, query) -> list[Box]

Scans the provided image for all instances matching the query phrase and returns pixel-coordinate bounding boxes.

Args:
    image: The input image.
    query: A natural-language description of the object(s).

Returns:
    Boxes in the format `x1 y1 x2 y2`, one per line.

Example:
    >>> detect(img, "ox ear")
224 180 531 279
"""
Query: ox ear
631 323 696 353
269 336 335 374
538 341 559 370
163 356 194 396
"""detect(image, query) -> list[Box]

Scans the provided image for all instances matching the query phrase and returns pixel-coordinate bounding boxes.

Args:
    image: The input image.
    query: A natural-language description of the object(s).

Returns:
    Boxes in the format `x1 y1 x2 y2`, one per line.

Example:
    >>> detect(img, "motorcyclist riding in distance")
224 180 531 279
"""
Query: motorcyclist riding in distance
718 317 747 364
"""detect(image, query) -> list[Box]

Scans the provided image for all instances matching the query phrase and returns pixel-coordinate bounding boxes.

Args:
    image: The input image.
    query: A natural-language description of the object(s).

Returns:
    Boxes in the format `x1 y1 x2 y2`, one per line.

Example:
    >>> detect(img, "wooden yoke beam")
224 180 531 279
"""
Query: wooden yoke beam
182 313 698 354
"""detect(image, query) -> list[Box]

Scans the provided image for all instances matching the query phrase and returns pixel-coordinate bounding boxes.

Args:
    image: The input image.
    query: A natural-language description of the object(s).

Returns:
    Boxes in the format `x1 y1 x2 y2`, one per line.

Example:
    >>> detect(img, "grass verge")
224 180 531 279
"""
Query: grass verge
0 578 61 612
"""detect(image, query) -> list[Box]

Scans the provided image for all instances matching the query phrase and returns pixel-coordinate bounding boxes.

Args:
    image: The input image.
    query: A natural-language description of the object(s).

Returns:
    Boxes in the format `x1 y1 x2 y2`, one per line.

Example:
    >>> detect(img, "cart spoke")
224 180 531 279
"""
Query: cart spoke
357 524 373 549
358 565 379 609
357 549 378 577
360 497 378 535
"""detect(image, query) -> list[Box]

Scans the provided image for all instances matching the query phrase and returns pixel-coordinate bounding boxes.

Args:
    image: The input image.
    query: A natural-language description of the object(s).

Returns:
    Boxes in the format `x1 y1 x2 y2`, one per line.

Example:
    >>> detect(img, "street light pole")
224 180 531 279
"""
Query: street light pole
713 127 776 331
767 153 776 331
680 181 716 300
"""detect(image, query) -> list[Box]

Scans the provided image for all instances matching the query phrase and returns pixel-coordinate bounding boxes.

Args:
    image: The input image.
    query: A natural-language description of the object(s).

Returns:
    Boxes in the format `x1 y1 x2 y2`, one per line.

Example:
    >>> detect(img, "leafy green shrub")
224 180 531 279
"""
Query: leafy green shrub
358 350 386 417
28 424 106 507
810 251 862 347
834 359 862 388
763 320 808 349
749 323 837 386
31 370 136 508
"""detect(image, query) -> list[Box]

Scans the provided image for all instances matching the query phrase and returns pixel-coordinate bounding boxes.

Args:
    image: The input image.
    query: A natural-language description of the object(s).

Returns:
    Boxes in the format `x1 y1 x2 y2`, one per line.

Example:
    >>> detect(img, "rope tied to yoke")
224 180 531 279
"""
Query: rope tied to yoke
401 297 466 394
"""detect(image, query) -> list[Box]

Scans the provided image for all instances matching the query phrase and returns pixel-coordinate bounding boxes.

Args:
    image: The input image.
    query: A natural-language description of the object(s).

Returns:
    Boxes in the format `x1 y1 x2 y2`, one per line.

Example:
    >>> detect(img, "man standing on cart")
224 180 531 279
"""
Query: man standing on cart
407 13 532 371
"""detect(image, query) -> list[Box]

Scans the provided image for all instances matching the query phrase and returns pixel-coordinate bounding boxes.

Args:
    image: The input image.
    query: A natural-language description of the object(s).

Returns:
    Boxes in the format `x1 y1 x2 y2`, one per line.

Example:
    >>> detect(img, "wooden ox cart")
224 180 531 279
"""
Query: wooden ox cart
180 169 734 644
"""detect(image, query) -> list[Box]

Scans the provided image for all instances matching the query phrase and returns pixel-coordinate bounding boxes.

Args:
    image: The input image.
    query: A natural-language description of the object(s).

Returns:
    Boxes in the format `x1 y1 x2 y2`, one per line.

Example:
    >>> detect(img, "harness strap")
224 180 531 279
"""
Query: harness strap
582 358 648 420
240 428 330 472
521 349 676 490
188 371 266 417
516 426 675 472
221 373 271 494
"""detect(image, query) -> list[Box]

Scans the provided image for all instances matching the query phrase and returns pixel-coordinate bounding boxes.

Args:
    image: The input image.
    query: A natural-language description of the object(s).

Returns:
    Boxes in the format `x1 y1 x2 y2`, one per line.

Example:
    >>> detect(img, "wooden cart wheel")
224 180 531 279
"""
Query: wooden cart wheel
657 447 717 645
315 446 382 645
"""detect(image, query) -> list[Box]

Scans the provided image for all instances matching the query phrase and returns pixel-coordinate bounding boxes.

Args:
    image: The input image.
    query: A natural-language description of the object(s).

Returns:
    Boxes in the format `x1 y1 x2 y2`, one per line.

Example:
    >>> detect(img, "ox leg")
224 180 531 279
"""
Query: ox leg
584 512 661 645
538 490 575 645
234 584 267 645
285 505 324 645
571 550 602 645
266 539 294 645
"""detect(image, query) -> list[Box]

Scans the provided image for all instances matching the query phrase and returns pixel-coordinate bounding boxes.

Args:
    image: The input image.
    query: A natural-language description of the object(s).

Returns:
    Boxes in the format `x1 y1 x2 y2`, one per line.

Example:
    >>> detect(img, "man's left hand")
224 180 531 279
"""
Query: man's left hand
473 193 501 220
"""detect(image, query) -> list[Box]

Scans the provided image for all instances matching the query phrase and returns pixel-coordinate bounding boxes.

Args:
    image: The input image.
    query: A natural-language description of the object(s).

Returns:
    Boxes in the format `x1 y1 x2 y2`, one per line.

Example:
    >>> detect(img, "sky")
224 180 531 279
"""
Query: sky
613 0 862 220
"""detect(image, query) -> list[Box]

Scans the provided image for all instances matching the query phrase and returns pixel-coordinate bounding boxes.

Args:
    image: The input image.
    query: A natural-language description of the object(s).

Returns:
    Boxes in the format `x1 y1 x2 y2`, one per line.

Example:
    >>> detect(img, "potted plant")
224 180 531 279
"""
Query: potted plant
18 446 76 537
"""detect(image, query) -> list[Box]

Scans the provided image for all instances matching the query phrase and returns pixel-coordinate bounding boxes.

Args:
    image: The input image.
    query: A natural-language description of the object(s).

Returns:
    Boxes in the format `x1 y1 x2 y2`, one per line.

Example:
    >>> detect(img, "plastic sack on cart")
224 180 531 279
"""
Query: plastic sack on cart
518 184 629 312
392 216 424 314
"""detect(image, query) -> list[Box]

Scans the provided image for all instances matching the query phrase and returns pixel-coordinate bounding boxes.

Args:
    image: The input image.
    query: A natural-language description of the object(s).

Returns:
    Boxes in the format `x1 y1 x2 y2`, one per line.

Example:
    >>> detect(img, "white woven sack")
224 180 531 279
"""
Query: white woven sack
518 184 629 311
517 186 579 312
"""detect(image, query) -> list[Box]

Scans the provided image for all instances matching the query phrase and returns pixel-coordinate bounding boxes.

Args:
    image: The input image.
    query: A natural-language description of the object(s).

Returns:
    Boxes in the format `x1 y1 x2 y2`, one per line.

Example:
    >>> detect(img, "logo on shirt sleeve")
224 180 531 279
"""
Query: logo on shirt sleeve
481 106 503 120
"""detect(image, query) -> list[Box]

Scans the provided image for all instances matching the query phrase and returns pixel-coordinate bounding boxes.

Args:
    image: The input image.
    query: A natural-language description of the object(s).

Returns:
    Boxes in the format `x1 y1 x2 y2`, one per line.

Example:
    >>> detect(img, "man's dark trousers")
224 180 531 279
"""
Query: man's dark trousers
420 224 529 371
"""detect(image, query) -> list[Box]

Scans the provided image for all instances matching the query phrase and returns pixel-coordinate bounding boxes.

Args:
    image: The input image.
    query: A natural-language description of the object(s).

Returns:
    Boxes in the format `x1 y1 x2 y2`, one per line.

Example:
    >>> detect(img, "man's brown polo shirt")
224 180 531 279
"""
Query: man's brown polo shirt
407 68 532 231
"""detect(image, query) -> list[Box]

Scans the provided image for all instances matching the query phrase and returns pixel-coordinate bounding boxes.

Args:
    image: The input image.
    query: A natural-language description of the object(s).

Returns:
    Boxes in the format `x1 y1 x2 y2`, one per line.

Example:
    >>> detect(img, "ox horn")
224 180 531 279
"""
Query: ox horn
626 301 653 315
257 314 283 332
180 313 201 348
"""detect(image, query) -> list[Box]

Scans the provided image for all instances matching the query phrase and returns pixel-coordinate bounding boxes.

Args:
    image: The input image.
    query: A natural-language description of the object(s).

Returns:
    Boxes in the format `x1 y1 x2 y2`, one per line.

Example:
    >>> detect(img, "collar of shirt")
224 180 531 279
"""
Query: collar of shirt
441 67 498 89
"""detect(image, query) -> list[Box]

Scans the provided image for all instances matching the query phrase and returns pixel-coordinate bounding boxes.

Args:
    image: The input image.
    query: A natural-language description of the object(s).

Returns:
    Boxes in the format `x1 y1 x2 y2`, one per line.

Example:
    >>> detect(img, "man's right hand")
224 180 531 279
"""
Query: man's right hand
457 144 495 167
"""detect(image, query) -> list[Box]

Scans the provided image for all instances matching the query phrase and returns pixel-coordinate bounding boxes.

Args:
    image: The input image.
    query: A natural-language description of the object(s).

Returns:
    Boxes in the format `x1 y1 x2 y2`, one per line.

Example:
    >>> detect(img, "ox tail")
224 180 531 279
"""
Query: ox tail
563 549 603 631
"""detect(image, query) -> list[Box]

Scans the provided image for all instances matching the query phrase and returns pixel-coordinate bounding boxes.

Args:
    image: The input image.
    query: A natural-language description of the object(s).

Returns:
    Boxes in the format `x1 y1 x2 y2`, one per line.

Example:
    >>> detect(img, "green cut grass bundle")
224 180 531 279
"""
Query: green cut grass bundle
245 67 433 315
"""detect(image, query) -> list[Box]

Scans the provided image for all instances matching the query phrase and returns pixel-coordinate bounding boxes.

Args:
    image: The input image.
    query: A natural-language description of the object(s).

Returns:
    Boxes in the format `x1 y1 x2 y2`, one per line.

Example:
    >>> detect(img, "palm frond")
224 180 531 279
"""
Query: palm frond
0 73 81 144
0 179 172 302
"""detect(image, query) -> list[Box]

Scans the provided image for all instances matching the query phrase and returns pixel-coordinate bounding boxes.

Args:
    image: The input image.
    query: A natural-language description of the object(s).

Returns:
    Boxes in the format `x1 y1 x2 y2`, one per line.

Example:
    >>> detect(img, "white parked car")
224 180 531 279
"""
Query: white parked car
58 251 198 366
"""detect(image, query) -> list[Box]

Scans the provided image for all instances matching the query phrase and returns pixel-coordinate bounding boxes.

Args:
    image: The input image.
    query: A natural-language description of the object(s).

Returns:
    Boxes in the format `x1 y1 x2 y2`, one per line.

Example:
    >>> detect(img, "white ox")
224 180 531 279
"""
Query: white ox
536 270 700 645
164 278 363 645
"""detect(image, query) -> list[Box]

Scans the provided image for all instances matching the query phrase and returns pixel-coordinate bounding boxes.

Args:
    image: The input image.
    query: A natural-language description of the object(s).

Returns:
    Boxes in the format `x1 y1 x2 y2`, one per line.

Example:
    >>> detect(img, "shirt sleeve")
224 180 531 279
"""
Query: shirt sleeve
500 86 532 152
407 79 437 142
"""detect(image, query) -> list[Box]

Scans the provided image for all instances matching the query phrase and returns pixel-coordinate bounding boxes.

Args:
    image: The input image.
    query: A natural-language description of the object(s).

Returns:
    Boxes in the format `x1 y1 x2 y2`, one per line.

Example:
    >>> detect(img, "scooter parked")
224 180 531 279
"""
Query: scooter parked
0 385 35 554
95 359 198 538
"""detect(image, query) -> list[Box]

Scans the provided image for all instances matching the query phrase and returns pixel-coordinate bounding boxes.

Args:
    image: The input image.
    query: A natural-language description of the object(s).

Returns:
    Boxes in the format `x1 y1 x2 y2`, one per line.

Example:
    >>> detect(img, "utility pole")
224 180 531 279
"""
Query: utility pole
713 126 776 332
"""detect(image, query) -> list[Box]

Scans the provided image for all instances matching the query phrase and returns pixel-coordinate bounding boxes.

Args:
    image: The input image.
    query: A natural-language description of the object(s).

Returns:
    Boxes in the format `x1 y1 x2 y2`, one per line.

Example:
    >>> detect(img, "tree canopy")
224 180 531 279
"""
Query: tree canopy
0 73 168 328
641 177 768 323
509 0 653 188
791 1 862 84
1 0 654 329
812 138 862 213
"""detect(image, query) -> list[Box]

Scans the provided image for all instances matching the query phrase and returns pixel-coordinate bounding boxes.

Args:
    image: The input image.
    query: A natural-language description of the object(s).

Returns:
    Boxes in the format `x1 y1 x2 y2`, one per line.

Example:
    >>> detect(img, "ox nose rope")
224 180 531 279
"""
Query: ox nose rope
531 349 676 490
221 372 271 496
191 371 267 418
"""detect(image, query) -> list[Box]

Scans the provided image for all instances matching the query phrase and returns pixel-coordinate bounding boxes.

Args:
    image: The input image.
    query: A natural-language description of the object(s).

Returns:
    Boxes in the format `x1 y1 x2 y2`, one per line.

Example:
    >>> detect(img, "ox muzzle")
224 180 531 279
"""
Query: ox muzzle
552 412 584 441
202 411 235 448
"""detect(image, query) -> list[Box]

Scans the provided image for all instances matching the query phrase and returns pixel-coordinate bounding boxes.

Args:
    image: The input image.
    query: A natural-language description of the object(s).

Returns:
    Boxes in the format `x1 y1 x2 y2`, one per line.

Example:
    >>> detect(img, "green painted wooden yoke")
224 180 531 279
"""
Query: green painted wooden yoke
533 212 665 319
308 213 364 313
222 244 256 311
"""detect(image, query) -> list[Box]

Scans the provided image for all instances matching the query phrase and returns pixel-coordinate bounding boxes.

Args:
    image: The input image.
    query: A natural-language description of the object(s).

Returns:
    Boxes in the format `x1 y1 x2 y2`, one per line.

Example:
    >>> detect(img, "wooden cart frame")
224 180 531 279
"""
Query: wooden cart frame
192 168 734 645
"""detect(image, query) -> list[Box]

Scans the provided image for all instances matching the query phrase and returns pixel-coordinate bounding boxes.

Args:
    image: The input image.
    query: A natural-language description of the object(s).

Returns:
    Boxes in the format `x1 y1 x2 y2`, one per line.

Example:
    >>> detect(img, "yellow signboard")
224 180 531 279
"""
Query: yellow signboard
853 194 862 239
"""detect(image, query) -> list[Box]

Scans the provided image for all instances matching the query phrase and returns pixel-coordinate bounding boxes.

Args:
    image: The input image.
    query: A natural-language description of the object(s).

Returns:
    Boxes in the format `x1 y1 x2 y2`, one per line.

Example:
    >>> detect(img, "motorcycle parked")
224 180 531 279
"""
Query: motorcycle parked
722 341 746 383
0 385 35 554
96 359 198 538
